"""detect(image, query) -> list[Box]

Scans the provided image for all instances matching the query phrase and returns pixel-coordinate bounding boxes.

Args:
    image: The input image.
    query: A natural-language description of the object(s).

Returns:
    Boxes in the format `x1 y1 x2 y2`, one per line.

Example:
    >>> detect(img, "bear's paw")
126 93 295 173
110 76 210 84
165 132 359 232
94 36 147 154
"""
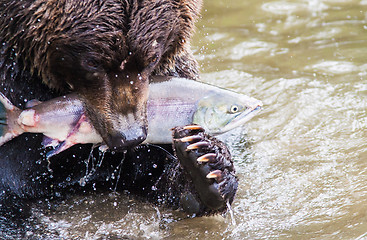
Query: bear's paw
173 125 238 214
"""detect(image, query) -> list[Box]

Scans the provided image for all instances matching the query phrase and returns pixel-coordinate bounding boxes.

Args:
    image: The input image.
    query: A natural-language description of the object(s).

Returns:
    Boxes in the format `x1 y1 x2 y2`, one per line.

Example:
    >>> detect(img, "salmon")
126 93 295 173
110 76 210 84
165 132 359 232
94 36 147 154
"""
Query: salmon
0 77 263 158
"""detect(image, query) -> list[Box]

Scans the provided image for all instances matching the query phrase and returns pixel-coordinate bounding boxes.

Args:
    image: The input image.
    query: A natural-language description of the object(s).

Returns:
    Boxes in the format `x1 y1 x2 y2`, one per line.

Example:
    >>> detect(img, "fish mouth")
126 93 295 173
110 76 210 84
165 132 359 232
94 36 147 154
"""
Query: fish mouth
212 102 263 135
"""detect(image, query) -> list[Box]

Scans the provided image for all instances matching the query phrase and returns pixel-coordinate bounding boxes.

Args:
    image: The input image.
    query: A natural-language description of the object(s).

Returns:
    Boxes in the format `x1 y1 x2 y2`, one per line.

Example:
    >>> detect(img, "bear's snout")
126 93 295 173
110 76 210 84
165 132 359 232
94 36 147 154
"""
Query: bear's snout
77 69 149 151
105 124 148 151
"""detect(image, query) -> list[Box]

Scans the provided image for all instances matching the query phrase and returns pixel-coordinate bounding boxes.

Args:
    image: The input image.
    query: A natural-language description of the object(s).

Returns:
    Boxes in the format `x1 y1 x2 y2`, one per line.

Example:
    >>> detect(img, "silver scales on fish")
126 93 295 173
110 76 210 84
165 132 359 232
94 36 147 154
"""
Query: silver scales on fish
0 77 263 158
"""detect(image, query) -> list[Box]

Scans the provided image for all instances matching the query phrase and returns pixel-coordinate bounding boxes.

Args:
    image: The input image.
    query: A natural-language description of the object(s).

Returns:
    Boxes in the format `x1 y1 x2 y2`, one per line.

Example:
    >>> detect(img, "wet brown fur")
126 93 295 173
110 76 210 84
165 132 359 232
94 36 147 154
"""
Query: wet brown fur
0 0 202 147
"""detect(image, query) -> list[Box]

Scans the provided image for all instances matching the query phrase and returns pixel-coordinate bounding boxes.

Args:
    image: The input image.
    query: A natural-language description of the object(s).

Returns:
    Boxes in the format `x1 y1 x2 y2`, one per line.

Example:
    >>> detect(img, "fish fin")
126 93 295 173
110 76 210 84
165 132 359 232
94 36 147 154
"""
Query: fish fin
0 98 7 128
42 136 61 148
46 140 74 159
0 132 17 146
25 99 42 108
0 92 16 111
0 92 22 146
46 114 88 158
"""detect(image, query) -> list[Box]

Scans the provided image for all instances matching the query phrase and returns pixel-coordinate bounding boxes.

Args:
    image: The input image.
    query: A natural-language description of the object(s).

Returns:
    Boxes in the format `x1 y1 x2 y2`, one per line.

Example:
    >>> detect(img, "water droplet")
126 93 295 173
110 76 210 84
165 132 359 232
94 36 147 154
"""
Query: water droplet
79 177 86 186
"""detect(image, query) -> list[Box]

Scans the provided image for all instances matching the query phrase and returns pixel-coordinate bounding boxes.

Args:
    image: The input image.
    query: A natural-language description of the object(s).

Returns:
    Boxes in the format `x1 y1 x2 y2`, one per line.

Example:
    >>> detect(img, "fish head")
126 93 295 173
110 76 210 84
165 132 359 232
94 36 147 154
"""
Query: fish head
193 91 263 135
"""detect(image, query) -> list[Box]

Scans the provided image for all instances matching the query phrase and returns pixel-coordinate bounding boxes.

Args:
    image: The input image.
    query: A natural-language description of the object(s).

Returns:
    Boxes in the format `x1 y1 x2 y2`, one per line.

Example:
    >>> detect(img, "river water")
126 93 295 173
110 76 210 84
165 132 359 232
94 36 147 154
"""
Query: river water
14 0 367 239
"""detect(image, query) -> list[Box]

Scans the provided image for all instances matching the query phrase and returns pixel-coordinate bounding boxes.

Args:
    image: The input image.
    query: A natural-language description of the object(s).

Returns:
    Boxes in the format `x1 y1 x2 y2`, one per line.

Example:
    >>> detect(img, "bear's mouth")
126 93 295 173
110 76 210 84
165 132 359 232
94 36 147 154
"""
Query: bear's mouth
104 122 148 150
82 98 149 151
77 70 150 151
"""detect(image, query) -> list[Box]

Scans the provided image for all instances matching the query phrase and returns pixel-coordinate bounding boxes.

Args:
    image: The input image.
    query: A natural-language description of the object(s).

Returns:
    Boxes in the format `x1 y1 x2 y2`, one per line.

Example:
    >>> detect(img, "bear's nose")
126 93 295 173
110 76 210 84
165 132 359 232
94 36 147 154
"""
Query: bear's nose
105 126 147 151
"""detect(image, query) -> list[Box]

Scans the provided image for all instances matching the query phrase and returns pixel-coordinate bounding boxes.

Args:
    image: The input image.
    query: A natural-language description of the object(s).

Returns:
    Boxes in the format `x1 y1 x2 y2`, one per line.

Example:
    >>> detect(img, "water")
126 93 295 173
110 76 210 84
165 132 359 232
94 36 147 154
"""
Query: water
196 0 367 238
6 0 367 239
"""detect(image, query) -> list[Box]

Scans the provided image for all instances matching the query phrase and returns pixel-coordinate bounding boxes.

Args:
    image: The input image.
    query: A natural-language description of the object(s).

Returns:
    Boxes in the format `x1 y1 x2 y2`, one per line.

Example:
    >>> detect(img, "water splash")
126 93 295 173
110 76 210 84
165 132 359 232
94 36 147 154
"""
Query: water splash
79 145 109 187
226 201 236 226
113 150 127 192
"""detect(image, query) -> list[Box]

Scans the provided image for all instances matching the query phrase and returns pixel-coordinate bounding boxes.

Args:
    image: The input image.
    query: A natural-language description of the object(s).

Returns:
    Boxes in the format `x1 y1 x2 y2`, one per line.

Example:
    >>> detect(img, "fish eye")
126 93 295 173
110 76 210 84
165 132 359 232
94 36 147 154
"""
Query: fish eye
230 105 239 113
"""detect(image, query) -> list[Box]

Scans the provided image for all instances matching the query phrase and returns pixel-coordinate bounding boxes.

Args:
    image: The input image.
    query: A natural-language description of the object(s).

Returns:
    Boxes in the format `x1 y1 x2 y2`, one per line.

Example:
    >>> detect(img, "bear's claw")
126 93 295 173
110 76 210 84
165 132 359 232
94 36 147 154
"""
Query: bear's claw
183 125 205 131
186 141 210 150
197 153 216 163
172 125 238 213
206 170 223 180
180 135 203 143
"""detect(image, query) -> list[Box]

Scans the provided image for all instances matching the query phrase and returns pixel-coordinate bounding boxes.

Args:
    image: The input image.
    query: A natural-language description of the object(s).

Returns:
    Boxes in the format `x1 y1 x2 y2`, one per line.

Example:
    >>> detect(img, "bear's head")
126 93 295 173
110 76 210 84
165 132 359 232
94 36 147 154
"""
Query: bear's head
1 0 202 150
44 31 149 150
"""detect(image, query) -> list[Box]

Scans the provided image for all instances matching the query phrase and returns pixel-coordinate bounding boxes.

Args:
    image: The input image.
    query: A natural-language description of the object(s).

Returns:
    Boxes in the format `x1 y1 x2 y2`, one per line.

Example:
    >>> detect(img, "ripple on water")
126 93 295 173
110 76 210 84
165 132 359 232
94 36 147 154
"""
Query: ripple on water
261 1 308 15
288 27 342 44
205 32 228 42
230 40 280 60
261 1 328 15
201 70 265 94
305 61 360 75
32 193 167 239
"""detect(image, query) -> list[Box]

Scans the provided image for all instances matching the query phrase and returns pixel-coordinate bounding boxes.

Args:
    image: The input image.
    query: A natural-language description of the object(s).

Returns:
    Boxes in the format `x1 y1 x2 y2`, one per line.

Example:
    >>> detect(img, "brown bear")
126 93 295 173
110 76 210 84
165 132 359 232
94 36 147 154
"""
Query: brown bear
0 1 238 236
0 0 201 149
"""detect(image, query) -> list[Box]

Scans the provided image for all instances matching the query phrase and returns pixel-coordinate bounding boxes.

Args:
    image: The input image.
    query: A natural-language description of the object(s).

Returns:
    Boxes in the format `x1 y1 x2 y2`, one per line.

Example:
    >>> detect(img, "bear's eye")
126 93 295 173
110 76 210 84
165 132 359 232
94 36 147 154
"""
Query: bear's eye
82 59 100 71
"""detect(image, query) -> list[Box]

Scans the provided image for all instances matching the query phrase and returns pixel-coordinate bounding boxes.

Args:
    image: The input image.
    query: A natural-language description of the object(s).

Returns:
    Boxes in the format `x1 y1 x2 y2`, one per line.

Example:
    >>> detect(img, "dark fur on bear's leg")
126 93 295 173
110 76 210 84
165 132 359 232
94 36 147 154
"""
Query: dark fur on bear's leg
172 125 238 215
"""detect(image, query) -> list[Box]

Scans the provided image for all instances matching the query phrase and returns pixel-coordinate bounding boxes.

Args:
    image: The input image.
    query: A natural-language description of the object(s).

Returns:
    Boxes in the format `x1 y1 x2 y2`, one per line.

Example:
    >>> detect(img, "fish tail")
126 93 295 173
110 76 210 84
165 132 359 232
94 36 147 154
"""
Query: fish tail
0 92 22 146
0 99 6 127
